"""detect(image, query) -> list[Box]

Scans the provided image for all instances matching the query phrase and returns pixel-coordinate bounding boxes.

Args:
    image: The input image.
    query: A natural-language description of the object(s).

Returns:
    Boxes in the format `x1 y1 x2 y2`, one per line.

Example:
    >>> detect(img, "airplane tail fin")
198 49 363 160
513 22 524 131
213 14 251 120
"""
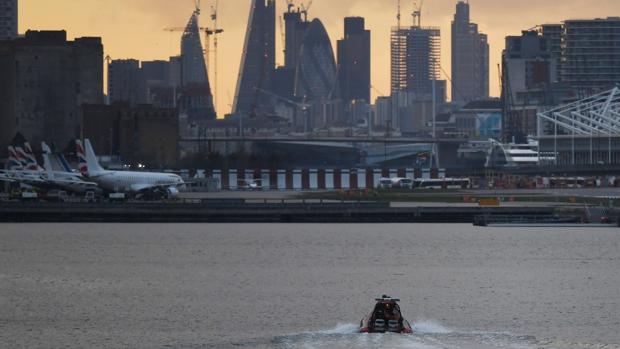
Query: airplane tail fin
7 146 23 170
41 142 55 180
77 139 104 176
24 142 43 171
14 146 29 169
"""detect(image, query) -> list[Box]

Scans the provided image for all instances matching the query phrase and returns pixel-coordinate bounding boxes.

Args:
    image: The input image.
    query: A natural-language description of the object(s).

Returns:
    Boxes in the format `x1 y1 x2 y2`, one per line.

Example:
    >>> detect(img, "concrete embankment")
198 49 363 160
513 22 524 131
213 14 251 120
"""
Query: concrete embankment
0 200 563 223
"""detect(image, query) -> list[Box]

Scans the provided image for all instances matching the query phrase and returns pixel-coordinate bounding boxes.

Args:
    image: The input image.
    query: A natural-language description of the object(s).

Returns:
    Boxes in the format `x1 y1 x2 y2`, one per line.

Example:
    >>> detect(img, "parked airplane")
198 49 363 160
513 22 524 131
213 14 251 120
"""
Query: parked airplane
1 143 98 194
77 139 184 197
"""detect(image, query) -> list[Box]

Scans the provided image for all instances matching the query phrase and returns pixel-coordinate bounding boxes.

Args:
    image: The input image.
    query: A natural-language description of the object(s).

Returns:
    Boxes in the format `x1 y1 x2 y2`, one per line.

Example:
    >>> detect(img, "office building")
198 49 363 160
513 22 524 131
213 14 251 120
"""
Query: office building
0 30 103 149
233 0 276 116
0 0 17 40
561 17 620 93
337 17 371 104
451 1 489 103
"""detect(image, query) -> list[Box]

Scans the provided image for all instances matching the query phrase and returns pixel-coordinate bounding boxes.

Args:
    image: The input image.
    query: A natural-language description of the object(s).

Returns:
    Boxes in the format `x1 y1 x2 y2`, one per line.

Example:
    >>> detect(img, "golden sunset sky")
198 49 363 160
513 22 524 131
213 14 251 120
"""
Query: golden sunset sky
19 0 619 116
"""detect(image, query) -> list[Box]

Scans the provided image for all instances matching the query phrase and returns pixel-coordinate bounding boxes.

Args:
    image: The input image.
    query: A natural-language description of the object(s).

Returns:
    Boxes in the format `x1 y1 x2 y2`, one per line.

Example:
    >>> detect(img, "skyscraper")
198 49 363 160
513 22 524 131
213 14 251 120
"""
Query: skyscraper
294 19 337 102
0 0 17 40
233 0 276 117
451 1 489 103
337 17 371 103
391 25 444 100
180 9 216 120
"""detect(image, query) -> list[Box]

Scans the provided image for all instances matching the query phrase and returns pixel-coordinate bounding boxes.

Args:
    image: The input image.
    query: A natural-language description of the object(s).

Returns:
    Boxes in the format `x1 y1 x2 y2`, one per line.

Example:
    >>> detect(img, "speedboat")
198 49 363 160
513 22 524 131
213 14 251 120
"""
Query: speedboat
359 295 413 334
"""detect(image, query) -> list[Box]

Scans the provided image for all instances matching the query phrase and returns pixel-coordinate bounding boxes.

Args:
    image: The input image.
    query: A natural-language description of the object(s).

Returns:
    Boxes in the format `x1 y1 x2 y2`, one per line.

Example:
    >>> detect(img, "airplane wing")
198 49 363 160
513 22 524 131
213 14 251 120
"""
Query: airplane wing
47 178 99 188
130 183 181 193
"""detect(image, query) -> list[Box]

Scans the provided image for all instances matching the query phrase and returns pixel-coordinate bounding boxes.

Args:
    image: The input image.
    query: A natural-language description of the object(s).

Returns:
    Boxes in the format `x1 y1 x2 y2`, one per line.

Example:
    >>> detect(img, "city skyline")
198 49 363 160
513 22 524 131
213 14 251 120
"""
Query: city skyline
18 0 620 117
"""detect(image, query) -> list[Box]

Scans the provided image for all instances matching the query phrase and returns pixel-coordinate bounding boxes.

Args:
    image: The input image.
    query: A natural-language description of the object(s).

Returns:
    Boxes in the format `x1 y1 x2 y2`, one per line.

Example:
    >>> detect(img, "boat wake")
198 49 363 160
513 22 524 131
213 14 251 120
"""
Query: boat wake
271 321 538 349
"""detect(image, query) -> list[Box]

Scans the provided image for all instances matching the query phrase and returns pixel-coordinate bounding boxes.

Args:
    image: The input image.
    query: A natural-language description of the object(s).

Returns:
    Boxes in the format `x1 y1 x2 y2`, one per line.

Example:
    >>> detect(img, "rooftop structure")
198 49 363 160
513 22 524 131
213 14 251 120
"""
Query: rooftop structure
538 87 620 166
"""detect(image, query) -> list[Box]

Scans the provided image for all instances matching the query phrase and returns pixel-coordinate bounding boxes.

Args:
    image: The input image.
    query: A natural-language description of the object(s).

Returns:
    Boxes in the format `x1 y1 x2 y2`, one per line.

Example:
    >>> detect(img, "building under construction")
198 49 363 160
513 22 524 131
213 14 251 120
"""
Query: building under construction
179 6 217 121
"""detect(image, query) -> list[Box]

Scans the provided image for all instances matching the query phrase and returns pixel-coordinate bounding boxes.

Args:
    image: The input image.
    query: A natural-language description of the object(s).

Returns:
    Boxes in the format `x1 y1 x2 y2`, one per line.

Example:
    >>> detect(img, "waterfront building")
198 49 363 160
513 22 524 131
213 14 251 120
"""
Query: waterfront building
82 104 179 167
451 1 489 103
0 0 17 40
233 0 276 117
561 17 620 94
0 30 103 149
337 17 371 104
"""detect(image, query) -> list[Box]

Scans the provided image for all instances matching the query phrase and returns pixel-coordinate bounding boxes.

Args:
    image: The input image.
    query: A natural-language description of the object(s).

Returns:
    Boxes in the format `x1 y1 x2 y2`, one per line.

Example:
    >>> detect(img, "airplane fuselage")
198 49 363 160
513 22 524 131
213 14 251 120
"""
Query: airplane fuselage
88 171 184 193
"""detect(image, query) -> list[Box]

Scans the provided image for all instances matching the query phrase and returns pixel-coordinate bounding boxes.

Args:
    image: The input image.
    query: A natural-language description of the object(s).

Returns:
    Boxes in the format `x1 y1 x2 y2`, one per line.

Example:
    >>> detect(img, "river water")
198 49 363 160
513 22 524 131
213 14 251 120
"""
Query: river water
1 223 619 349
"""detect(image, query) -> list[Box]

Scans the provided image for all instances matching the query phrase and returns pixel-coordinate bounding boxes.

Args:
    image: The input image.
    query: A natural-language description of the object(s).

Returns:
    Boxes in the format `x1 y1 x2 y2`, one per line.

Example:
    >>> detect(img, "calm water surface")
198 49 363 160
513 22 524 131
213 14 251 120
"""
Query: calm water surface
0 223 619 349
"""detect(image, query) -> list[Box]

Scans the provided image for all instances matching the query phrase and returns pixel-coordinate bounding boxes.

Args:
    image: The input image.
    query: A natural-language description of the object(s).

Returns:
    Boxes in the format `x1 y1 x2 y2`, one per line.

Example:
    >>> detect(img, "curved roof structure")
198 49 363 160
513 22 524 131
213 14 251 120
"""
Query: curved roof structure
294 19 337 102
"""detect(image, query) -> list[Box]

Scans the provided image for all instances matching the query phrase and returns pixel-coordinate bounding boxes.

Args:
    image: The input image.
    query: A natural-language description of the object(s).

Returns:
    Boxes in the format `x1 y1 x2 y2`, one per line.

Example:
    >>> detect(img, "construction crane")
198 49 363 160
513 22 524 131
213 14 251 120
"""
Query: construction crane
300 0 314 22
278 16 286 62
209 0 224 112
412 0 424 27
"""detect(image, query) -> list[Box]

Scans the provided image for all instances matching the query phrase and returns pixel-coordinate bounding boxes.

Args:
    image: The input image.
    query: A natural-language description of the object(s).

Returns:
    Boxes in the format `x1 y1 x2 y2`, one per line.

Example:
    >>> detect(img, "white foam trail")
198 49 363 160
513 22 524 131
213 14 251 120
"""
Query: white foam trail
315 323 360 335
412 321 451 334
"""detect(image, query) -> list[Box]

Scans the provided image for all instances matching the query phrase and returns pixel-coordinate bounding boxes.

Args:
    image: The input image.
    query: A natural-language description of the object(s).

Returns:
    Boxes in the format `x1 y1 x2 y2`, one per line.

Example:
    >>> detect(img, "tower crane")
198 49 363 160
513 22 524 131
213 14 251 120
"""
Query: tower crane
209 0 224 112
412 0 424 27
300 0 314 22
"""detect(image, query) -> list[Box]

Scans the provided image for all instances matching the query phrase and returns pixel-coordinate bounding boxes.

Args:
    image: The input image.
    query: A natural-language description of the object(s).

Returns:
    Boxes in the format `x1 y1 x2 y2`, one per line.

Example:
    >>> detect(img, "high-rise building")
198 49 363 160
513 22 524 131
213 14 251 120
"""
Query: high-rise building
391 25 444 100
180 9 216 120
108 59 146 106
295 19 337 102
561 17 620 93
337 17 371 103
283 7 310 70
0 30 103 148
451 1 489 103
503 30 556 100
233 0 276 116
0 0 17 40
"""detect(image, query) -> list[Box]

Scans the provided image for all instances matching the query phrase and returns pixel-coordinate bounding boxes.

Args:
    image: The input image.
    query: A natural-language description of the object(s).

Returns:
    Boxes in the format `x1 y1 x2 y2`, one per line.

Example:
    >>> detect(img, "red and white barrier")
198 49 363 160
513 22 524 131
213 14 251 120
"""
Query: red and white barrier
200 168 446 191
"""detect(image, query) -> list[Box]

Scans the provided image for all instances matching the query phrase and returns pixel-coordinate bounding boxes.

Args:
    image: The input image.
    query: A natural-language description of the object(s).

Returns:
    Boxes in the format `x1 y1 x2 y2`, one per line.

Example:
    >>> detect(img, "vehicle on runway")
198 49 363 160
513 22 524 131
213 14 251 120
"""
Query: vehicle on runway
359 295 413 334
378 177 414 189
238 179 263 191
77 139 185 199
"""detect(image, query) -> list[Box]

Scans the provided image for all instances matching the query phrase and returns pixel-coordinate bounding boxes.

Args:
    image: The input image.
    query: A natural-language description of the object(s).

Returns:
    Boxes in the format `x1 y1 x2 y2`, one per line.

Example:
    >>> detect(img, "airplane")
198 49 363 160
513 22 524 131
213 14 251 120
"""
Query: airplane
1 143 98 194
76 139 185 198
